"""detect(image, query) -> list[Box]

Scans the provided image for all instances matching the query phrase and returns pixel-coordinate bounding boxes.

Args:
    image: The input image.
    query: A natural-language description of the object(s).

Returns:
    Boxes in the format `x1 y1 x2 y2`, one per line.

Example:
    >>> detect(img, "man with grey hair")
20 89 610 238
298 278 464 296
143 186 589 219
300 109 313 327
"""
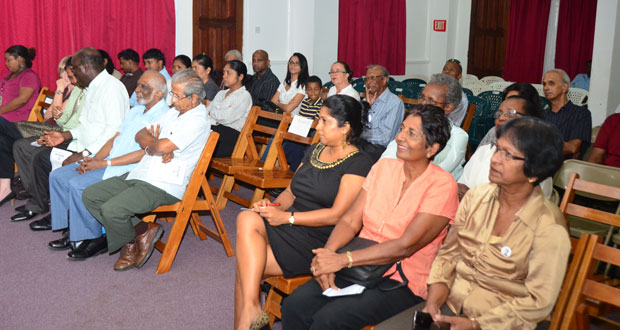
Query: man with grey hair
359 64 404 161
380 73 468 180
542 68 591 159
225 49 242 62
45 71 171 259
82 69 211 271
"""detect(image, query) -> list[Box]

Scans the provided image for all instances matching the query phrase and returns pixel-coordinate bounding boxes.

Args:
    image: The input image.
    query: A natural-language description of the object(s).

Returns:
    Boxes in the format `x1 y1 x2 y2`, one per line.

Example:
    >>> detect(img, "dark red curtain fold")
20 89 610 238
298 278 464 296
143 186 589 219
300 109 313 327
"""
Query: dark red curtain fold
0 0 175 89
503 0 551 83
338 0 406 76
555 0 597 79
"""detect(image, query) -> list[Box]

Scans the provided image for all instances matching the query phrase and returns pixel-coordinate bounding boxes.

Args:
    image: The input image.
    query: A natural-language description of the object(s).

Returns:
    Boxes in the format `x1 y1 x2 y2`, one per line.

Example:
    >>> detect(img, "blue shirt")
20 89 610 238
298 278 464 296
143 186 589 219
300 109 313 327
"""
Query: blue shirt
102 99 170 179
361 89 405 147
570 74 590 91
129 67 172 107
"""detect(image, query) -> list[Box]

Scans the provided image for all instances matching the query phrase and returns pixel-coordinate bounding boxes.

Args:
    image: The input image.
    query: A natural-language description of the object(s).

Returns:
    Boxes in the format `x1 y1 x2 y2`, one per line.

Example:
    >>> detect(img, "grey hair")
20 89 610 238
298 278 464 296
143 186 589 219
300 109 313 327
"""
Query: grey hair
225 49 242 61
366 64 389 78
429 73 462 108
171 69 206 101
544 69 571 85
143 70 168 96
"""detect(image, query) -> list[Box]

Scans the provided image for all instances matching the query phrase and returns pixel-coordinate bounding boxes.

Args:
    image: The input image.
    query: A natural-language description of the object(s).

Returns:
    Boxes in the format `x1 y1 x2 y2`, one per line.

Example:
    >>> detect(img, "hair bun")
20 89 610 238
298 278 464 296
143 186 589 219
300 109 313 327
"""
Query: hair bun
27 47 36 61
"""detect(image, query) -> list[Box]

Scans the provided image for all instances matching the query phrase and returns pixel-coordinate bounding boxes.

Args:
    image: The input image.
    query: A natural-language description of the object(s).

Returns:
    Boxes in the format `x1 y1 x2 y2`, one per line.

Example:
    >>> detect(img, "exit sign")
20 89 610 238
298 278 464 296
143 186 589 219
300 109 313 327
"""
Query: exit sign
434 20 446 32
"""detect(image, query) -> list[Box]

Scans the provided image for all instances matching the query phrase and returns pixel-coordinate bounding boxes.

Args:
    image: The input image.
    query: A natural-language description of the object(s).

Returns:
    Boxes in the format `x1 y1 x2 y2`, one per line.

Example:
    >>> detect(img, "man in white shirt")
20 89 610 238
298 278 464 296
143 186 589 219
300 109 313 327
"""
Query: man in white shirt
10 47 129 226
82 69 211 271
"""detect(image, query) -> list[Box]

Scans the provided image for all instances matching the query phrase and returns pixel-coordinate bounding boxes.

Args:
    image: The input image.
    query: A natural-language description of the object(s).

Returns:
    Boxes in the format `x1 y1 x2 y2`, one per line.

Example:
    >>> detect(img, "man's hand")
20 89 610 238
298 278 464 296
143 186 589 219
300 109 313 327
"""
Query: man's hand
147 124 161 139
79 157 107 173
161 151 174 163
366 90 378 106
42 131 65 147
62 153 84 167
51 105 64 120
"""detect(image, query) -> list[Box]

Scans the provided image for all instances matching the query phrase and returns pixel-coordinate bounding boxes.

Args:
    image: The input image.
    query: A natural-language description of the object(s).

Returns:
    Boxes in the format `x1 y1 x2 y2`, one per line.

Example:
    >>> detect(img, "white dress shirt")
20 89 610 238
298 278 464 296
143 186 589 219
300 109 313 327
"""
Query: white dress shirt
327 84 361 101
276 80 306 115
207 86 252 132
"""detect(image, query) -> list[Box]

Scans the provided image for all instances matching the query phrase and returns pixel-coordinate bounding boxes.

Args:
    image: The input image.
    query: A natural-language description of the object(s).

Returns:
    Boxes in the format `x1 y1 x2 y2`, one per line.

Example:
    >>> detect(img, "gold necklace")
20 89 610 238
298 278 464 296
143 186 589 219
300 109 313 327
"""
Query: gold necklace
310 143 359 170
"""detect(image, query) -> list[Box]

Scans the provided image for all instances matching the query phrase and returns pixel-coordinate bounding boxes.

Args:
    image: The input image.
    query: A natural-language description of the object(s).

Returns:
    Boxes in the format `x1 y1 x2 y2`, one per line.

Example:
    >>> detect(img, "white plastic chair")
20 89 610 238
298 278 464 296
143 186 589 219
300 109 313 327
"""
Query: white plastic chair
489 81 513 92
463 80 492 95
532 83 545 97
480 76 505 85
567 87 588 107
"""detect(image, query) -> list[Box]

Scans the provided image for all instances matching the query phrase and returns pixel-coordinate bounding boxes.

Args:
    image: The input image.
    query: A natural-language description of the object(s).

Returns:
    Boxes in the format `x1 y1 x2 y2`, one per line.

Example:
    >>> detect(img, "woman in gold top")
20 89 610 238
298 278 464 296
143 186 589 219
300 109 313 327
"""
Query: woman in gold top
378 117 571 330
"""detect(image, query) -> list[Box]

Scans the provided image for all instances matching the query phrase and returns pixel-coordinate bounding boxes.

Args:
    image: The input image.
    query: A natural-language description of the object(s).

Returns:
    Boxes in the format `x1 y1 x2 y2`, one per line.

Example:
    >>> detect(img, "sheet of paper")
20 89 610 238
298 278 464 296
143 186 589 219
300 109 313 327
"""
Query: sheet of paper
49 148 74 171
322 284 366 297
30 140 42 147
147 157 186 185
287 115 313 137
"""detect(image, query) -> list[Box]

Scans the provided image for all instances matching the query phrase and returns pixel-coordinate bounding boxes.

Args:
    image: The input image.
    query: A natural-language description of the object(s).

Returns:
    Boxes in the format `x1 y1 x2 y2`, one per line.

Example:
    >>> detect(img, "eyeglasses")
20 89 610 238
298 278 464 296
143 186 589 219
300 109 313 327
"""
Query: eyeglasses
328 71 346 75
418 95 447 106
288 61 300 66
491 142 525 161
364 75 385 82
493 109 526 119
169 92 189 101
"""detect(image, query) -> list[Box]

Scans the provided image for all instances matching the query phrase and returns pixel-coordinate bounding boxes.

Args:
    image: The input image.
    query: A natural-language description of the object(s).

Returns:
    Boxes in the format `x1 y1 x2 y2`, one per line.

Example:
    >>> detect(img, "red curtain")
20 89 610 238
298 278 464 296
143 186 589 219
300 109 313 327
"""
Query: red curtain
503 0 551 83
555 0 597 79
0 0 176 89
337 0 406 76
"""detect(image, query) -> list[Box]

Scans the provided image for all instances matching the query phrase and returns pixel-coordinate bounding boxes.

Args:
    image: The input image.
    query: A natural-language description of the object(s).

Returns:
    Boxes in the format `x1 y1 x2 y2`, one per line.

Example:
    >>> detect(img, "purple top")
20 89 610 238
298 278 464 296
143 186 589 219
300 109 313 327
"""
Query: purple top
0 68 42 122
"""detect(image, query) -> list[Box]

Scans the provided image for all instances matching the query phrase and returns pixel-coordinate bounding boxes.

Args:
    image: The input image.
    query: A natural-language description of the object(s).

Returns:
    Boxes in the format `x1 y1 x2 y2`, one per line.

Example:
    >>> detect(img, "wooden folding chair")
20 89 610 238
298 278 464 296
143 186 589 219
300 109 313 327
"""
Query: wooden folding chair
263 275 312 327
461 103 476 133
398 94 419 108
211 106 290 209
233 115 320 206
27 87 54 122
141 132 234 274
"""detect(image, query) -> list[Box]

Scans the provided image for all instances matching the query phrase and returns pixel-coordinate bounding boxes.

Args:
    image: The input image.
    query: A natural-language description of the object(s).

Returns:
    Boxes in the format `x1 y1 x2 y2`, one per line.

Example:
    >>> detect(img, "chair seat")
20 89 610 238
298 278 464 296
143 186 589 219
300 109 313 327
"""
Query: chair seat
264 275 312 327
234 169 294 189
265 275 312 294
210 158 265 174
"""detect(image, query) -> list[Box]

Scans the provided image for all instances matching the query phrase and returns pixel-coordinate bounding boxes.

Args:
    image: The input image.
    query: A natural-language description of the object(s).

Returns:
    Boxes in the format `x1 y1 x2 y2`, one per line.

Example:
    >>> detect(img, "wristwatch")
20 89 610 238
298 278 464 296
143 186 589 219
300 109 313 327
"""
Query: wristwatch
288 212 295 225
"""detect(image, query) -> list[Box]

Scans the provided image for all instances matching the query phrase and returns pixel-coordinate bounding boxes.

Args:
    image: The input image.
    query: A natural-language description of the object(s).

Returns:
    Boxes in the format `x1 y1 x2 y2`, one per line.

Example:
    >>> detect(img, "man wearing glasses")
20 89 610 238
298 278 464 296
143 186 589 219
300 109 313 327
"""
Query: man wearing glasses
380 74 468 181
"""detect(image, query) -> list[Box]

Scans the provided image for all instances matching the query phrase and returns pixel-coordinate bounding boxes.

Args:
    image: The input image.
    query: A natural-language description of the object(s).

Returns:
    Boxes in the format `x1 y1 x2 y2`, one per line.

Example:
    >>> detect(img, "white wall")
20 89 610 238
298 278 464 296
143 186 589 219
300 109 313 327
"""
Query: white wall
174 0 193 57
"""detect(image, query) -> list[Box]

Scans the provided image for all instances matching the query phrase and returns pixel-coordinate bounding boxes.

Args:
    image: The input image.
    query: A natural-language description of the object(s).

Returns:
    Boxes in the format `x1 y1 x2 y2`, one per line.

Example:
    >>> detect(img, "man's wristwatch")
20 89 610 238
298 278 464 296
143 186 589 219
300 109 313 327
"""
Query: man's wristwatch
288 212 295 225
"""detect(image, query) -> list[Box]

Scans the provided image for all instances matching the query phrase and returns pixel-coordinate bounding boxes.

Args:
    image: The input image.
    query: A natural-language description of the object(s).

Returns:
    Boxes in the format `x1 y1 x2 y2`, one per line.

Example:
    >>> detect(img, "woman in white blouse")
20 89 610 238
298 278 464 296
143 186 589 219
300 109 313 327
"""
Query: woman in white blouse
270 52 309 115
207 60 253 157
326 61 360 101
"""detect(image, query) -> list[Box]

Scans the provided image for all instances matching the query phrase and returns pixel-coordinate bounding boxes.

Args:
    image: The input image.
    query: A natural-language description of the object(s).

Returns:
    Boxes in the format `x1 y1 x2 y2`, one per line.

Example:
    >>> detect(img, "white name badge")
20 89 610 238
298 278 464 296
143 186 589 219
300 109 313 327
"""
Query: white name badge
147 157 187 185
501 246 512 258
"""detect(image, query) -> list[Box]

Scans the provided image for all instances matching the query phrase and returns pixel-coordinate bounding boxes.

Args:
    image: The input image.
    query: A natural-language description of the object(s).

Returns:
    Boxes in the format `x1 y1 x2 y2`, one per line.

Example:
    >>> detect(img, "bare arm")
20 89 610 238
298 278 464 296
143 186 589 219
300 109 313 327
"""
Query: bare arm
587 147 606 164
276 93 305 113
92 133 119 160
0 87 35 114
563 139 582 156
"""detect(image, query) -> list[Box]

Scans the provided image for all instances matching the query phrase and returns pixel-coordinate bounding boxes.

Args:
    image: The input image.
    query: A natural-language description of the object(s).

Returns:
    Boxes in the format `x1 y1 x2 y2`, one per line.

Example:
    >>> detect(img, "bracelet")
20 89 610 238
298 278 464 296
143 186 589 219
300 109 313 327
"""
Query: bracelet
55 90 63 95
107 160 112 166
346 251 353 268
144 146 150 155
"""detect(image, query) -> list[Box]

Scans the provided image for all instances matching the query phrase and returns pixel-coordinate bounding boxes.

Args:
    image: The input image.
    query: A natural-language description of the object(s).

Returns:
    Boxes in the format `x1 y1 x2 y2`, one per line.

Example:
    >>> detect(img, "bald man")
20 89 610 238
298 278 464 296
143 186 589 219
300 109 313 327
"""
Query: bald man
246 49 280 106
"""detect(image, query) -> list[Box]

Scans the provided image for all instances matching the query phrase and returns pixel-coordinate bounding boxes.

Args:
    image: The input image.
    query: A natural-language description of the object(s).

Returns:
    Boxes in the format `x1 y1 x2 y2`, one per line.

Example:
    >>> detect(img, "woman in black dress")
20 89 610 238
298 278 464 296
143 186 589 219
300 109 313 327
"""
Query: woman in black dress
234 95 374 330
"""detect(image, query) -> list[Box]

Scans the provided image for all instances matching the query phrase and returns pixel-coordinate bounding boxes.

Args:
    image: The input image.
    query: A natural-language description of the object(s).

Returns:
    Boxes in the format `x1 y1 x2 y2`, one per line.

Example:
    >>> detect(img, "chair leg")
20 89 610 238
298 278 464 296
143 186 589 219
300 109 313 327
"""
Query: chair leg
215 175 236 210
250 188 266 206
264 288 283 327
189 212 208 240
206 194 234 257
155 210 192 274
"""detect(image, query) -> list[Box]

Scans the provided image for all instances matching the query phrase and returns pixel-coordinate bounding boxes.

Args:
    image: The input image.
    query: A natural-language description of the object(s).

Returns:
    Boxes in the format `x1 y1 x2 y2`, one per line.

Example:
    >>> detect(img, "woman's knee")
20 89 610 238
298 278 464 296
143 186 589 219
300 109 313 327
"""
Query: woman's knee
236 211 265 235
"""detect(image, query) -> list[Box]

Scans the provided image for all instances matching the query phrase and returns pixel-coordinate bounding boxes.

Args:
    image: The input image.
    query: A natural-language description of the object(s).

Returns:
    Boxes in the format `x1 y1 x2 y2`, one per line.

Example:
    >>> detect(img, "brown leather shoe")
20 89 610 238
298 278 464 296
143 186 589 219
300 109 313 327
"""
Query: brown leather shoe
114 242 138 271
135 223 164 268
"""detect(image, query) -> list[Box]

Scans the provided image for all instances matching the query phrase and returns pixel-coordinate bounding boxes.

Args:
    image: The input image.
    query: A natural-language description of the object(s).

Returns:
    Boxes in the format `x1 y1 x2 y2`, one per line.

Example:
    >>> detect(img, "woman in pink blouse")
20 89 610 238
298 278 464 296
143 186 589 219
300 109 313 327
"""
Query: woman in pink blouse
0 45 41 122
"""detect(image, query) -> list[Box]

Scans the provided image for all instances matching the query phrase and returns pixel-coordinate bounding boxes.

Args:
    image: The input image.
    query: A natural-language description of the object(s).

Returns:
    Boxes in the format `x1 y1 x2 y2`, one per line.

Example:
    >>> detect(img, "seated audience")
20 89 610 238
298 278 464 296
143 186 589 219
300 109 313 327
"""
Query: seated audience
441 58 468 126
381 74 468 181
0 45 41 123
11 47 128 229
360 64 405 161
326 61 360 101
378 117 570 330
172 55 191 74
234 95 373 330
47 71 169 259
130 48 171 106
246 49 280 107
588 113 620 168
281 104 458 329
117 48 144 97
542 69 591 159
82 69 210 271
98 49 122 80
191 53 219 105
270 52 309 115
570 59 591 91
207 61 252 158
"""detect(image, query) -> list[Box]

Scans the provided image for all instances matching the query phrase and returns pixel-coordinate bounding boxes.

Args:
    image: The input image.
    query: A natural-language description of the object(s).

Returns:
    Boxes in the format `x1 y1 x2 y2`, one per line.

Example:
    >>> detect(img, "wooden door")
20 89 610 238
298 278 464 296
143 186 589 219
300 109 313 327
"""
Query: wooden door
193 0 243 84
467 0 511 78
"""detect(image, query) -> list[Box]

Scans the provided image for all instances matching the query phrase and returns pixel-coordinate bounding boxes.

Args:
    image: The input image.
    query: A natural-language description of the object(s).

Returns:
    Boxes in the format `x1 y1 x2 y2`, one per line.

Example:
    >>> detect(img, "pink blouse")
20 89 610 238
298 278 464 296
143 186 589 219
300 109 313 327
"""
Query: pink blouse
0 68 42 122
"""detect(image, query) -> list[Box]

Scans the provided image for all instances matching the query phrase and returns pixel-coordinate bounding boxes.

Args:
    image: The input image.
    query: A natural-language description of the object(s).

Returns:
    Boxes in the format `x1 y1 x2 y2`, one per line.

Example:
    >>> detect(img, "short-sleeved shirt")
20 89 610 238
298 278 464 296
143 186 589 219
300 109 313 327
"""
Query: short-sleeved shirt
543 101 592 159
593 113 620 168
207 86 252 132
126 104 211 199
0 68 42 122
277 80 306 115
359 159 459 298
204 79 219 101
299 97 323 119
327 84 360 101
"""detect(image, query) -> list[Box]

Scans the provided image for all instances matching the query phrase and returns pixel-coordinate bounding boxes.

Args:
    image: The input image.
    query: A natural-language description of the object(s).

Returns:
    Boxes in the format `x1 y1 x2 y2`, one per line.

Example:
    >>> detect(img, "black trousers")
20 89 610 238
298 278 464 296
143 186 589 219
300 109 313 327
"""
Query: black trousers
281 277 423 330
211 124 239 158
0 119 24 178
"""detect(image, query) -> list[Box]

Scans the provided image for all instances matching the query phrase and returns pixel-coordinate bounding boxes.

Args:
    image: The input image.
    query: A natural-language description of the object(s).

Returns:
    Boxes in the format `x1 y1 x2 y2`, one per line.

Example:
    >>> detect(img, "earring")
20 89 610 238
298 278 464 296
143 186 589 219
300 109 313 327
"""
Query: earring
528 178 536 183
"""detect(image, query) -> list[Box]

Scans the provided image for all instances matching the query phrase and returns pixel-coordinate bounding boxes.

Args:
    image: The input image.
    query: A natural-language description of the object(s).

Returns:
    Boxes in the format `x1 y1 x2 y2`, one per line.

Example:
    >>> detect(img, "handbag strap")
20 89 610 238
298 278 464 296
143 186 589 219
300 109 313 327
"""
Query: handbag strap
378 261 409 291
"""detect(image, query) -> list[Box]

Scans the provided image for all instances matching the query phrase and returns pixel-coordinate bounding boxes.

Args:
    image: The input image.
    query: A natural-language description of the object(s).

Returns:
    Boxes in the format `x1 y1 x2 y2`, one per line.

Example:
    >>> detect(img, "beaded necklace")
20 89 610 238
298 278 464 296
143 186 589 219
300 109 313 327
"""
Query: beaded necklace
309 143 359 170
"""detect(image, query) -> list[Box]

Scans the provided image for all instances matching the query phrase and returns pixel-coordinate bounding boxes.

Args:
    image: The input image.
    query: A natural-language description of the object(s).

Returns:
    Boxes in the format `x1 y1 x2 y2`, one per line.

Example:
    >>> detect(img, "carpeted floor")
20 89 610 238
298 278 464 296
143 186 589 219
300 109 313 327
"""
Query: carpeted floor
0 181 279 330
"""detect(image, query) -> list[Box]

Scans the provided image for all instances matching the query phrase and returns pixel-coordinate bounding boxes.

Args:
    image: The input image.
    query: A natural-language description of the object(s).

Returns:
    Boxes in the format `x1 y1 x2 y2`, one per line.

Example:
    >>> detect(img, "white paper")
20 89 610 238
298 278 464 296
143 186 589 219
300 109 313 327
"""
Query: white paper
322 284 366 297
287 115 313 137
30 140 42 147
147 157 186 185
49 148 74 171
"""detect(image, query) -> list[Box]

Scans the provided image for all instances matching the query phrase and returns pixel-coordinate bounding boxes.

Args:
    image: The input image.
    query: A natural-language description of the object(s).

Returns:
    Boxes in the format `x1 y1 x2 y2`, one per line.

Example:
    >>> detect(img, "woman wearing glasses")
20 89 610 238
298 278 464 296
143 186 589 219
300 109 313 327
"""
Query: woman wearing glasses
270 52 309 115
326 61 360 101
206 60 252 157
378 117 570 330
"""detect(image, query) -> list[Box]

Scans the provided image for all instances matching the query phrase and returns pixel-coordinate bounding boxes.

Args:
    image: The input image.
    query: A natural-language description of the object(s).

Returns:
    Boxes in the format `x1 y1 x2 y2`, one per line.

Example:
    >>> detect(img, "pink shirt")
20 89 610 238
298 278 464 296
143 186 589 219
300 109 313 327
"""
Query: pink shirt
359 159 459 299
0 68 41 122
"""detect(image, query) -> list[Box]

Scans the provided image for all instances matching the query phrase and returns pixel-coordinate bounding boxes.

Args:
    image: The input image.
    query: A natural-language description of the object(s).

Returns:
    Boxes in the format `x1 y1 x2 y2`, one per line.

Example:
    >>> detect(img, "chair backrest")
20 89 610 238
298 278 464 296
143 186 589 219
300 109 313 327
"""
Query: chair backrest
27 87 54 122
567 87 588 107
467 95 491 118
461 103 477 133
464 73 479 81
398 94 419 109
531 83 545 97
540 96 551 112
477 90 504 114
559 173 620 228
179 131 220 203
463 80 492 96
231 106 290 160
554 160 620 202
322 81 334 89
387 80 407 96
480 75 505 85
402 78 427 90
488 81 513 92
264 116 320 171
352 77 366 93
462 87 474 98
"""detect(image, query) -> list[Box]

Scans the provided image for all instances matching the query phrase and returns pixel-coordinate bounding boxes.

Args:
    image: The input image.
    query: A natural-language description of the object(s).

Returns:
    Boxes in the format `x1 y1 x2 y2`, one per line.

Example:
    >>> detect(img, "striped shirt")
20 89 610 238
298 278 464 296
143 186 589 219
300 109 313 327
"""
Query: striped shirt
299 97 323 119
544 101 592 159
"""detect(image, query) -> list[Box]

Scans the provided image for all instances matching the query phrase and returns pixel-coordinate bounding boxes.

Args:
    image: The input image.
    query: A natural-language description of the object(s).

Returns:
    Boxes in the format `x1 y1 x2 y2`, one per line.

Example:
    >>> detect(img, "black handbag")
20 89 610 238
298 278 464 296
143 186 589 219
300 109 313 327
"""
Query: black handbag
336 237 408 290
10 174 30 200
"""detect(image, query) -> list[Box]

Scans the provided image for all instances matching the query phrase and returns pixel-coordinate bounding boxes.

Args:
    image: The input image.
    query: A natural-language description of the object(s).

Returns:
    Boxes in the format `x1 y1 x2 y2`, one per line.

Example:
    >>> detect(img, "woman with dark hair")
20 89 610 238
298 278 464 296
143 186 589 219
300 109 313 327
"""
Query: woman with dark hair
207 60 252 157
97 49 122 79
378 117 570 330
1 45 41 123
172 55 191 74
192 53 219 104
282 104 459 329
270 52 309 114
326 61 360 101
235 95 374 330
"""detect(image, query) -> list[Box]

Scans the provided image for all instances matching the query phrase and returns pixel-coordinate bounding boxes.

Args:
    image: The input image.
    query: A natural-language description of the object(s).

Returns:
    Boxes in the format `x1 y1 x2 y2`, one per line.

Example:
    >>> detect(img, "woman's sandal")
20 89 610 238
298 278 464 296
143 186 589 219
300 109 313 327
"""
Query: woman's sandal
249 311 269 330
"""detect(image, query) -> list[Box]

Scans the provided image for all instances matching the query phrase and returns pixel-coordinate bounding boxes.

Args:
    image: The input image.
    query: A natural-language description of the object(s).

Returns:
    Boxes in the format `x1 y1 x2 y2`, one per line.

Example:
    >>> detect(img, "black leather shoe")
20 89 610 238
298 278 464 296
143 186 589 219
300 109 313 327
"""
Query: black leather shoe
29 215 51 231
10 209 38 222
67 236 108 260
14 205 26 212
48 231 70 250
